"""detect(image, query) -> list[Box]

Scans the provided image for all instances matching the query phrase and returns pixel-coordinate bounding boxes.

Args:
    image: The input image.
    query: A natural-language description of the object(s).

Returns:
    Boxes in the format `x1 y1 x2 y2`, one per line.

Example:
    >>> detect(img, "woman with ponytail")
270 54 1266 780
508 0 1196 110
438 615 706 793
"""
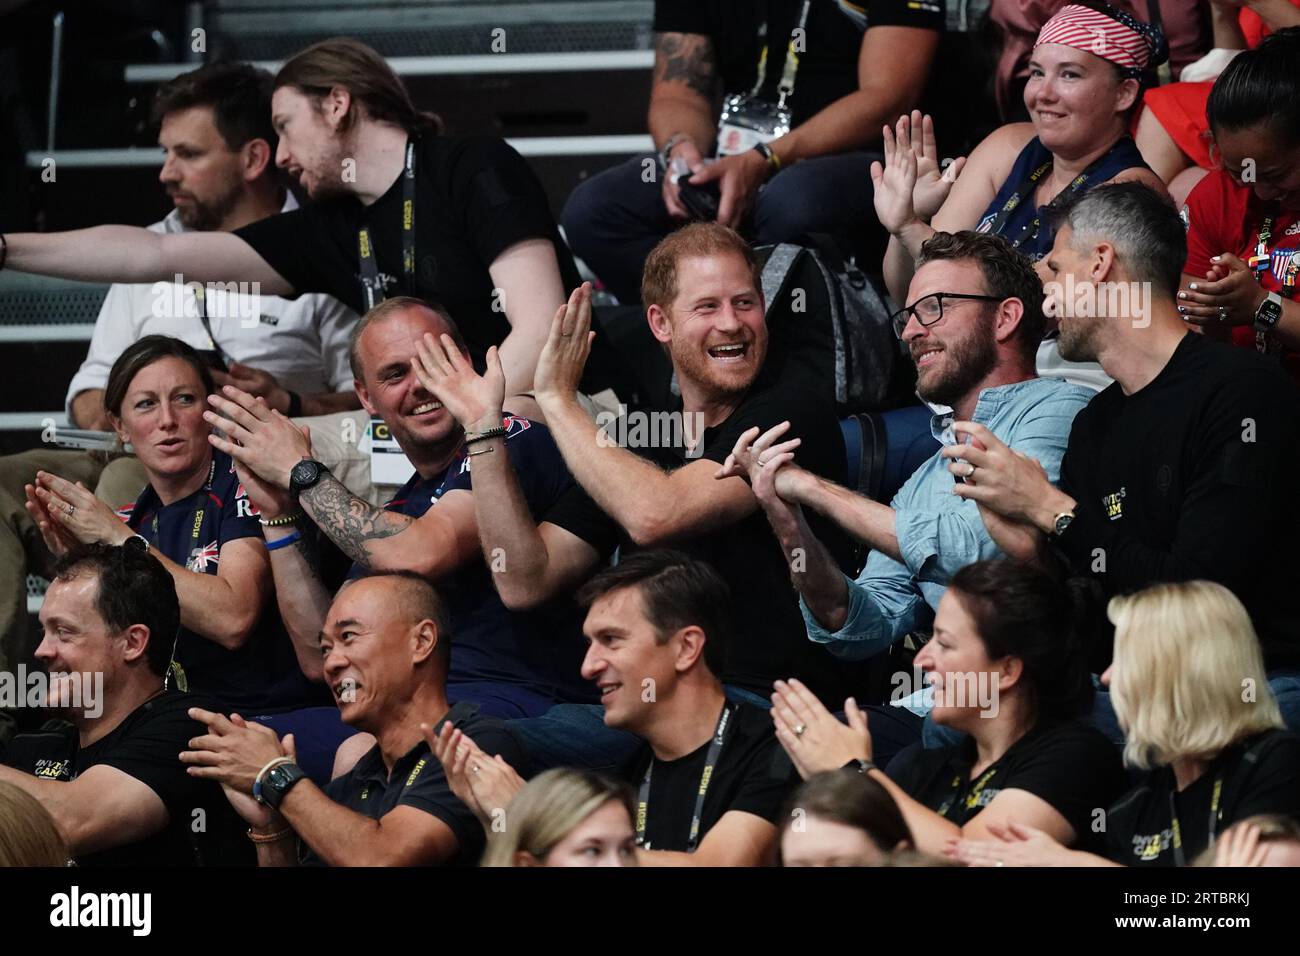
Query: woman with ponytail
771 558 1126 859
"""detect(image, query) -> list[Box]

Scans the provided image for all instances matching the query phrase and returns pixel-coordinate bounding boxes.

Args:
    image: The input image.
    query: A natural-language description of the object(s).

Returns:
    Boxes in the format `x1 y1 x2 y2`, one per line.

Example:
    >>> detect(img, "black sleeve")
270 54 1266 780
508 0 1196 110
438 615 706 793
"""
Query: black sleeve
447 136 566 271
996 723 1127 840
234 204 359 308
865 0 945 30
725 737 800 824
1230 733 1300 823
91 702 205 811
1056 368 1300 596
653 0 716 35
541 482 623 559
884 742 941 797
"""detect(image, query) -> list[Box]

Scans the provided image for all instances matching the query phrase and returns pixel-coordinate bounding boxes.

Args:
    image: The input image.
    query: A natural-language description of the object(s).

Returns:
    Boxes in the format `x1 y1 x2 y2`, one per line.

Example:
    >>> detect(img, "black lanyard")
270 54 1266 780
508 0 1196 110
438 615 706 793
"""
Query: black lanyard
983 152 1109 250
190 285 234 367
751 0 811 108
937 765 999 820
358 139 417 311
1168 772 1224 868
636 703 735 852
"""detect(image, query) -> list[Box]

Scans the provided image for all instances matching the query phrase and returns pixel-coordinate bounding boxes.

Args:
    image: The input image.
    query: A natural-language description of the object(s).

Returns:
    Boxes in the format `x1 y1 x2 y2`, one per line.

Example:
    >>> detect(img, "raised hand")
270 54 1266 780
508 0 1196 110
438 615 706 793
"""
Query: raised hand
411 334 506 433
28 471 132 549
204 385 313 489
910 111 966 222
771 678 873 780
871 116 921 237
535 282 596 405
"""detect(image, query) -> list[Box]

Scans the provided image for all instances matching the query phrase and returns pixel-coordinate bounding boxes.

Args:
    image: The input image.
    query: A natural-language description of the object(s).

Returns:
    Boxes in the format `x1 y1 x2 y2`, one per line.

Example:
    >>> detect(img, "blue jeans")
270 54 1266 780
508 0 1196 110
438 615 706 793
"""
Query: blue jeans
561 151 881 303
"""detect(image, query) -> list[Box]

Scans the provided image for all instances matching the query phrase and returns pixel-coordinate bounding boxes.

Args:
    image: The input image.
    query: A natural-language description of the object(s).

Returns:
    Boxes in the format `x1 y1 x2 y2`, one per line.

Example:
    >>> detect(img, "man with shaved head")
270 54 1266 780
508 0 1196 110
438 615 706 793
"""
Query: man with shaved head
205 297 594 719
182 572 523 866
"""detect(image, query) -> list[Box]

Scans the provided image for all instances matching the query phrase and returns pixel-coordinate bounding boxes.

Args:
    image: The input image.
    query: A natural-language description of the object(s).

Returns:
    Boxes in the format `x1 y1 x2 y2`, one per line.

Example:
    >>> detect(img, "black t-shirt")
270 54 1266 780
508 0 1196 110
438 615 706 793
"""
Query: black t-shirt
122 451 328 714
301 701 523 866
1054 333 1300 671
887 720 1127 847
2 690 253 866
235 133 580 373
348 417 594 708
621 700 797 853
653 0 943 128
544 364 873 704
1105 729 1300 867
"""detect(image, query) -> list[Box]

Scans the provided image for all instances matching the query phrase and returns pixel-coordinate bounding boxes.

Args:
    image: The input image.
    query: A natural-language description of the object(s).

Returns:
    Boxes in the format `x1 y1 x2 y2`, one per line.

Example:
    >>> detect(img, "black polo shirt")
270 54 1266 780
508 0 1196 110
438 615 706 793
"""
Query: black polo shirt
234 133 581 374
299 701 523 866
2 689 253 866
1104 729 1300 867
886 719 1126 848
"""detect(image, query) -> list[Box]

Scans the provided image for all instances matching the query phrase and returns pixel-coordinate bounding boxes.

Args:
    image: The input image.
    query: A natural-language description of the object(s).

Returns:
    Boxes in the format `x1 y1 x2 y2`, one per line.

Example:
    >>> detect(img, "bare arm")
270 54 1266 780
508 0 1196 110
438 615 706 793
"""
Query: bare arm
4 227 293 293
149 537 273 651
787 468 901 562
488 239 568 399
69 389 110 431
648 32 719 155
277 781 461 867
636 811 777 867
0 763 167 857
771 26 939 165
263 525 332 681
299 477 482 578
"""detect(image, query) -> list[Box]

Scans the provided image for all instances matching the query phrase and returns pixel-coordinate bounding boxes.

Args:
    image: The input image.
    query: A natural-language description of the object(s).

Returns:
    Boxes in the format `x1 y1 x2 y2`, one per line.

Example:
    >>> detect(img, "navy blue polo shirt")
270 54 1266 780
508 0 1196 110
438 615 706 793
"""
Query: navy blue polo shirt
349 417 595 715
122 450 328 714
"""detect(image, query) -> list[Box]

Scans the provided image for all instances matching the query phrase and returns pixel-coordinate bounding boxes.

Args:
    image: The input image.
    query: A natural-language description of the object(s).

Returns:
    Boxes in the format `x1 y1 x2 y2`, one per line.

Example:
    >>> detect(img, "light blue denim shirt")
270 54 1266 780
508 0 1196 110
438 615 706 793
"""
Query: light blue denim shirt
801 377 1093 668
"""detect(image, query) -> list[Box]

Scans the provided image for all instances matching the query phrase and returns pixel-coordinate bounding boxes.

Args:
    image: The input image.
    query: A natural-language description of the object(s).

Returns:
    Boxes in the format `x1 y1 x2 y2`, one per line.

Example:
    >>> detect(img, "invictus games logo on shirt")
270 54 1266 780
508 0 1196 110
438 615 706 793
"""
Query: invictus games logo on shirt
1133 829 1173 862
1102 487 1126 521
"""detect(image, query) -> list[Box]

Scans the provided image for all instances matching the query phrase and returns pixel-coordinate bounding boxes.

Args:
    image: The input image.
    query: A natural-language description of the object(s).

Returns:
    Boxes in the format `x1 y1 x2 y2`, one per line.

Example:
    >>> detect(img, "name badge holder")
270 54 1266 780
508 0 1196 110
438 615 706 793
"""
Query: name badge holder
714 1 809 157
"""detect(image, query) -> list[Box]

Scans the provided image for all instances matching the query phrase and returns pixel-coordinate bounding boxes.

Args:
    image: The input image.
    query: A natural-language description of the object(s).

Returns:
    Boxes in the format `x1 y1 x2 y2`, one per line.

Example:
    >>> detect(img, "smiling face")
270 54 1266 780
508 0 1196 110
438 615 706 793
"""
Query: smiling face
580 586 681 733
912 589 1002 732
901 259 999 408
157 106 250 231
1213 123 1300 210
35 573 143 711
649 253 768 403
1025 44 1135 158
530 799 638 868
319 578 438 731
270 85 351 200
781 815 890 867
354 305 461 453
111 356 212 488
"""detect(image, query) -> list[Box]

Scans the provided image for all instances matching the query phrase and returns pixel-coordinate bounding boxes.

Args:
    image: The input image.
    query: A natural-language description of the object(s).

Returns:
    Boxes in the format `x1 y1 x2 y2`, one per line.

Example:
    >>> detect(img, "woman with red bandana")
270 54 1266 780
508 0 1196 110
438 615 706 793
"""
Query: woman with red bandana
1177 29 1300 382
876 2 1170 310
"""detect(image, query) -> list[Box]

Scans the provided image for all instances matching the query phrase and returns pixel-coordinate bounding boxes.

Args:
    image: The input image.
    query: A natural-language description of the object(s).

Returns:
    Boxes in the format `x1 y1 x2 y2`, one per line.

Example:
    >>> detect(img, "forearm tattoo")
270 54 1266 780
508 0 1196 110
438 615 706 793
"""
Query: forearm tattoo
655 32 717 99
301 476 411 567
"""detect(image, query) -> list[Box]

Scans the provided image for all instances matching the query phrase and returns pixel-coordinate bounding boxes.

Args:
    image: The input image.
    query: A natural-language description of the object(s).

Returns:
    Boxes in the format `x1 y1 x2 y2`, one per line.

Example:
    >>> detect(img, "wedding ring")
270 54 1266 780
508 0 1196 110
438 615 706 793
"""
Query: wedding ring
794 723 806 738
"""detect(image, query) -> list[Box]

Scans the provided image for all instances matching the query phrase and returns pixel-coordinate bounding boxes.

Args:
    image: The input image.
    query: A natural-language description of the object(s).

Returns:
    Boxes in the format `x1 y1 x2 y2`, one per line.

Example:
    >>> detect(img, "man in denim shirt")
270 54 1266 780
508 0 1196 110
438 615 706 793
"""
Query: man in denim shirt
719 231 1090 759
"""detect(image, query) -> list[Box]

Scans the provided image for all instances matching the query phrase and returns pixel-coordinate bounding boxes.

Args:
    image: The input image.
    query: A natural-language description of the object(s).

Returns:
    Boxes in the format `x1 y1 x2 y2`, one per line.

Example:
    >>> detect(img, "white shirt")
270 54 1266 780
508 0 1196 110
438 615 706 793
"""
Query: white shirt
65 195 360 418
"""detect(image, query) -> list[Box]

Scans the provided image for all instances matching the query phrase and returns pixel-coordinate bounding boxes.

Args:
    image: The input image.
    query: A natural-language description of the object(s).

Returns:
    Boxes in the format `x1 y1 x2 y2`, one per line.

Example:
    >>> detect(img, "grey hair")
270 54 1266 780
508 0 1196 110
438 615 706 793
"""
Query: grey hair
1048 182 1186 296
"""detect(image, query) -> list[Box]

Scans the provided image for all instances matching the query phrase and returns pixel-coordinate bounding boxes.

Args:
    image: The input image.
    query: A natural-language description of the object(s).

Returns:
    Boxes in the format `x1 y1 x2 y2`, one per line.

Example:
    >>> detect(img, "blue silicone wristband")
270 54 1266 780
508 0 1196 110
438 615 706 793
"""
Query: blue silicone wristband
265 529 303 551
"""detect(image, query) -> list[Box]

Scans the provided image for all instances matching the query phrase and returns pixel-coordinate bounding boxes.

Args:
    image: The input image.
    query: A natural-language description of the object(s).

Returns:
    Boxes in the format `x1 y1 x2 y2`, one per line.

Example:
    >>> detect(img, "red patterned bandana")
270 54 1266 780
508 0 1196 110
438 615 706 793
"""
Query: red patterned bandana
1036 4 1152 76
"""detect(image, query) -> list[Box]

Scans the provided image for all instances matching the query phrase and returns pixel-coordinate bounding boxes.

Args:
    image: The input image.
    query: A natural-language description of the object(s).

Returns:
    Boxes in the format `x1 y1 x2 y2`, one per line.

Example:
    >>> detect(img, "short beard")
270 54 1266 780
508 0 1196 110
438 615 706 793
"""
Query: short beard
915 320 998 408
175 182 242 232
1057 316 1101 363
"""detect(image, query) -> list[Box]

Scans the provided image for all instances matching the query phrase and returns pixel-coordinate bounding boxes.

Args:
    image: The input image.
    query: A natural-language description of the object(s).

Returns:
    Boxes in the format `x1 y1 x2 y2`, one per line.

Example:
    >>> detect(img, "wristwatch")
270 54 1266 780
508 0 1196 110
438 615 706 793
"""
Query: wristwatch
1255 292 1284 334
122 533 150 554
1050 511 1076 538
257 761 307 810
288 458 329 497
842 758 876 774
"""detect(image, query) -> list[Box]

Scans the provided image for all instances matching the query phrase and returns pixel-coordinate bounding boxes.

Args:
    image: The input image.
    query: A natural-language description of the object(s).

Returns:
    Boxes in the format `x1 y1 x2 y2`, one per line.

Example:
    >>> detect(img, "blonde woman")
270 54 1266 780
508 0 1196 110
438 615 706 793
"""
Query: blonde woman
0 781 69 867
480 769 637 868
952 581 1300 867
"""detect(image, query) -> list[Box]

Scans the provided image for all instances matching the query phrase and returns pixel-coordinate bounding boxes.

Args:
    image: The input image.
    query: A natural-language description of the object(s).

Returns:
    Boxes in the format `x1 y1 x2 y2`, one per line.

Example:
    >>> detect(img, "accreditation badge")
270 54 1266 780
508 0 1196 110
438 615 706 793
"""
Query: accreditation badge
715 94 792 157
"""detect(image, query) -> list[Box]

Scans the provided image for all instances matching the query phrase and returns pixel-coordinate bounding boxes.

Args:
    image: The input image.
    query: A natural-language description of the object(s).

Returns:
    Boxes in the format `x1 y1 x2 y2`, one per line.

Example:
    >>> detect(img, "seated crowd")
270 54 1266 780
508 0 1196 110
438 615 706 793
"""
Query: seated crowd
1 2 1299 868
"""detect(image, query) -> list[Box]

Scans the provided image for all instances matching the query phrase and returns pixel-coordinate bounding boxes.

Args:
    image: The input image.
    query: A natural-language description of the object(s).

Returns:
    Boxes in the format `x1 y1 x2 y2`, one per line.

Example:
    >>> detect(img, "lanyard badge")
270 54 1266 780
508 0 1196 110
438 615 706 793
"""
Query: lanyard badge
715 1 810 156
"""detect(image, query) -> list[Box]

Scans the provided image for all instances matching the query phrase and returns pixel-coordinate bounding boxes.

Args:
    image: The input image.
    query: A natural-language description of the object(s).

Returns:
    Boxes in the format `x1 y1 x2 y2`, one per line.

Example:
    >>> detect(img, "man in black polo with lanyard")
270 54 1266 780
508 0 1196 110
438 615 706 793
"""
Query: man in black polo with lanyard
182 573 523 866
561 0 943 303
0 38 576 411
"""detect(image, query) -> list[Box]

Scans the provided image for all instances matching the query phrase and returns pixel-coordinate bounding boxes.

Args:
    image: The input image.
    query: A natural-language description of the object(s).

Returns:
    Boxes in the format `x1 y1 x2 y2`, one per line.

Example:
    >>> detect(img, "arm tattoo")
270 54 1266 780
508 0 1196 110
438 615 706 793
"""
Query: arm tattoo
301 476 412 567
291 527 324 584
655 32 717 100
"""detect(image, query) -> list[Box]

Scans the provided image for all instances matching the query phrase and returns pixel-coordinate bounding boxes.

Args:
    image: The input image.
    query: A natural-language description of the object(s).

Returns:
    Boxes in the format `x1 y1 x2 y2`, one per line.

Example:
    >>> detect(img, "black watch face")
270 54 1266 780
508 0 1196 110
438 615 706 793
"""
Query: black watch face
268 765 293 789
290 459 320 491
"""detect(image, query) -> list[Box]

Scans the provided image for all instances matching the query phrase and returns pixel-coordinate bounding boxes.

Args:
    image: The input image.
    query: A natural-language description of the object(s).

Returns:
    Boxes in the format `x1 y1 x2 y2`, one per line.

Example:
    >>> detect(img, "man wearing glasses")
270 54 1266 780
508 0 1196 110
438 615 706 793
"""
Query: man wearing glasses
717 230 1090 755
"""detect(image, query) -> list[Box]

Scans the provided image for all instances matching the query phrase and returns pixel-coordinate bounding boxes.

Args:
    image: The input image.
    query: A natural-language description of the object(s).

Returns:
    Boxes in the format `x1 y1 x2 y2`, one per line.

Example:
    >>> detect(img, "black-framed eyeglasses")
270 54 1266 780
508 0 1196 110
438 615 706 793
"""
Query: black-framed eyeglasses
889 292 1003 339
